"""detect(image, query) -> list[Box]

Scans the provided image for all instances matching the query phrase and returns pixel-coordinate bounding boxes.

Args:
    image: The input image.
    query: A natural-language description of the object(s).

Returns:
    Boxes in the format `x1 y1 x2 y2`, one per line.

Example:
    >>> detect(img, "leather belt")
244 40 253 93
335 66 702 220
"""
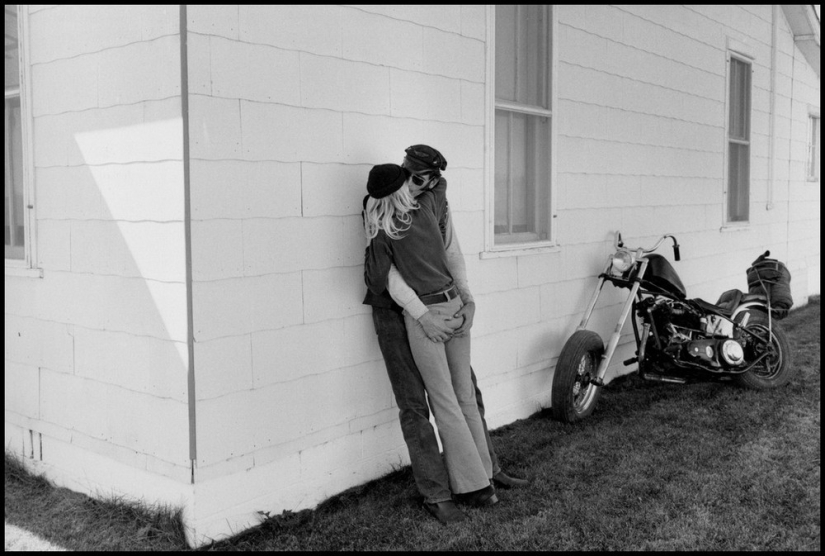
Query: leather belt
420 286 459 306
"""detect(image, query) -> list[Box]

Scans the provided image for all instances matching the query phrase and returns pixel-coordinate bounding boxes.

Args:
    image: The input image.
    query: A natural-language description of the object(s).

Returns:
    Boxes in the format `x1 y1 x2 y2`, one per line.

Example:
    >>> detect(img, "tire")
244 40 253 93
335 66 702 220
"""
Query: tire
552 330 605 423
734 309 793 389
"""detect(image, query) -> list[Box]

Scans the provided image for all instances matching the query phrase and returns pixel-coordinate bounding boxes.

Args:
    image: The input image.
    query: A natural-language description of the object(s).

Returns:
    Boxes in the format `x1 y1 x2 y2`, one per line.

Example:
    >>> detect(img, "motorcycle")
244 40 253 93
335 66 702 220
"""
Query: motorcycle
551 231 794 423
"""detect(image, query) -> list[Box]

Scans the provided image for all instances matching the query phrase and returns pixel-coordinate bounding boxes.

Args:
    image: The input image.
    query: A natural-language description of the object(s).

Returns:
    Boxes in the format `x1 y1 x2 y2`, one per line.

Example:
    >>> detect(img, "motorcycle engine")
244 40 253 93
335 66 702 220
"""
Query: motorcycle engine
641 298 745 369
645 298 702 352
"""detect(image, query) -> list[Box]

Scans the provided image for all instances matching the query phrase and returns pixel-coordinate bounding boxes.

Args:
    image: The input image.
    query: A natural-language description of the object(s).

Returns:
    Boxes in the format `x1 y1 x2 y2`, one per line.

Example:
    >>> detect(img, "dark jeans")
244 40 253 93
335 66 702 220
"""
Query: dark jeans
372 306 500 503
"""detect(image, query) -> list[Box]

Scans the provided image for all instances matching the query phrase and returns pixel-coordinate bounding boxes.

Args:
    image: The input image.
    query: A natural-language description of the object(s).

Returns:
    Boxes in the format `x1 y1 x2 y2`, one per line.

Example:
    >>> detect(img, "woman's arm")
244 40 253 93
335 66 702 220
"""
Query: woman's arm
387 264 428 319
387 264 459 342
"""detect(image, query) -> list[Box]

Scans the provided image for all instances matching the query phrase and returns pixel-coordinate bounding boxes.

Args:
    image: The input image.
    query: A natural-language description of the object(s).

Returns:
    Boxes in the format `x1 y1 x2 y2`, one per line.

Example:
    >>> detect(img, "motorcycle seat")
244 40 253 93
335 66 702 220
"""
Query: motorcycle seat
692 289 741 318
716 288 742 312
693 290 770 318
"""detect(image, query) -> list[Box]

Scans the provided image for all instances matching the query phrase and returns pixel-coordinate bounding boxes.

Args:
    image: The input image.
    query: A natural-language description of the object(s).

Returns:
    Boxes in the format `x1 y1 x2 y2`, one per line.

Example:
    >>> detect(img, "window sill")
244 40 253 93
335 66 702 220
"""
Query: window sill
719 224 750 234
480 244 561 259
5 265 43 278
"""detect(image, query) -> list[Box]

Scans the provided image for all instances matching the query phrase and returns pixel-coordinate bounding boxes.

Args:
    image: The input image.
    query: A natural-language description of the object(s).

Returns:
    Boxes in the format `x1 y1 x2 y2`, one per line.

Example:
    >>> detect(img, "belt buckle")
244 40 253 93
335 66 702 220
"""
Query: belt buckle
424 287 455 305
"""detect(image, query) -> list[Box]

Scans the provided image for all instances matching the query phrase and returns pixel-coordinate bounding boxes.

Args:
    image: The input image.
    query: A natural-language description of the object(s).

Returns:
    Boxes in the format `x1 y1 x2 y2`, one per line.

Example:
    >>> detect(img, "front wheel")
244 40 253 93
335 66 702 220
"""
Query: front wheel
552 330 604 423
734 310 793 389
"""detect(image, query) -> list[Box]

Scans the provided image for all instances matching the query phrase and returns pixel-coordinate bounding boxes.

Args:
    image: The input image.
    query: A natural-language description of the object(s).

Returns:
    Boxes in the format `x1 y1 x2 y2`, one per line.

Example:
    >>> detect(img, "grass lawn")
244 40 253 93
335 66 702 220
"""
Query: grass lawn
5 297 820 551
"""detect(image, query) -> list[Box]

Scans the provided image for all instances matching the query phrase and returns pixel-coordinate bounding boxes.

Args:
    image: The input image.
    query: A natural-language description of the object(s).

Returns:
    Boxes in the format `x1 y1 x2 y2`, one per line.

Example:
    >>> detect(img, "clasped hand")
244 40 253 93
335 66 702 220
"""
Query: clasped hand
418 302 475 342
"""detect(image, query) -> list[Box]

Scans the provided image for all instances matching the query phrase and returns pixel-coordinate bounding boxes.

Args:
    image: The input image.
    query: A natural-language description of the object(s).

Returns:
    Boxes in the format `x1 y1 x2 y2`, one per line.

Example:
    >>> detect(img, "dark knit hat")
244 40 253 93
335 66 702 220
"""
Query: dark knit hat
367 163 411 199
404 144 448 173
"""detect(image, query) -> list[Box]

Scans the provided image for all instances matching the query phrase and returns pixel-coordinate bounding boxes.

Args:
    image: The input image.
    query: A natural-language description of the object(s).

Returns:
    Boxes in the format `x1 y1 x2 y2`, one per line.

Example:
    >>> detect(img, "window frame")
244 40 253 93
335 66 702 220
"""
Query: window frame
807 110 820 183
4 4 38 275
482 4 558 258
722 48 754 227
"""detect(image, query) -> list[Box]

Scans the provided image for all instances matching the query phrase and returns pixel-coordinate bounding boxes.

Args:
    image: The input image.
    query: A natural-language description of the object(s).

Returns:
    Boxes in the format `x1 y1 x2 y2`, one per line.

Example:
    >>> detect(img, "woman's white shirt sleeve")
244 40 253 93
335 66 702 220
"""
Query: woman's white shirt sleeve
387 264 429 320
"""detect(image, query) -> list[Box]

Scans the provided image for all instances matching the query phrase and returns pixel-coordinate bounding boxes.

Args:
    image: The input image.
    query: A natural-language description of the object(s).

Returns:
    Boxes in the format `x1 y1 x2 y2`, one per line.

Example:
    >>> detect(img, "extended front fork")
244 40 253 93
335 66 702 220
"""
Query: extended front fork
576 257 650 387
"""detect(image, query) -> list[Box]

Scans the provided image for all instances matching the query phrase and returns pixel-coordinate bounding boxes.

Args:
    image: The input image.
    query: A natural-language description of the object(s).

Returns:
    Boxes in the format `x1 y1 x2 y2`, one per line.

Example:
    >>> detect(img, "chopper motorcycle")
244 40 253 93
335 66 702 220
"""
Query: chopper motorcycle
551 231 794 423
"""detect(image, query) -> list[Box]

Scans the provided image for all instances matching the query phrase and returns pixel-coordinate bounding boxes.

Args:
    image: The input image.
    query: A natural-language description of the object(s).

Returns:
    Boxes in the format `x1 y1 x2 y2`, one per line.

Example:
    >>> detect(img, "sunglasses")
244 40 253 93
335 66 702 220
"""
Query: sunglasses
411 173 439 186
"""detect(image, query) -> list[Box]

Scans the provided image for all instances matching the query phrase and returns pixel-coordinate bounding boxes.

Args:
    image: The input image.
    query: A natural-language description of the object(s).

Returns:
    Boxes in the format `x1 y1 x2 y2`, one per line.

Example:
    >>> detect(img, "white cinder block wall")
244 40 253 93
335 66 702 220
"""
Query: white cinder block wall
184 4 489 543
4 4 193 512
5 4 819 548
185 5 819 542
552 4 819 363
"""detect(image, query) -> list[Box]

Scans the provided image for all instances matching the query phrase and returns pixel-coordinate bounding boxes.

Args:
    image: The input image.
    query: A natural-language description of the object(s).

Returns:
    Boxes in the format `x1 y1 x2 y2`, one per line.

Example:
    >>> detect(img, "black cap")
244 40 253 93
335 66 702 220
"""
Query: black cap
367 163 411 199
404 144 448 172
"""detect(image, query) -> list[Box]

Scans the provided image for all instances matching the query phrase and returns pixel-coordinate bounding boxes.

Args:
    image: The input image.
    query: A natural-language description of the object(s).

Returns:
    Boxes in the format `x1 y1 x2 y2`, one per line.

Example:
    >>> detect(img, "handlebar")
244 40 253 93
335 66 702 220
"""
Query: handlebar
614 232 680 261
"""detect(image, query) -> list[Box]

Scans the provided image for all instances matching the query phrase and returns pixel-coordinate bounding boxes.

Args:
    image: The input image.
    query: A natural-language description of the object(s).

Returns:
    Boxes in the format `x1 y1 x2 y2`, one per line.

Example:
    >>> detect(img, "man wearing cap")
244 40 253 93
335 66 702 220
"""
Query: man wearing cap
362 145 529 525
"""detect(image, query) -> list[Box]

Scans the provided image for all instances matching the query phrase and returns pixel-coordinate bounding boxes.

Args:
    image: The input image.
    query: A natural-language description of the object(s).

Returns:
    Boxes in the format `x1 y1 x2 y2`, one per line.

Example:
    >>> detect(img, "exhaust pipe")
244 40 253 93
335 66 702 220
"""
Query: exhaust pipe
641 374 686 384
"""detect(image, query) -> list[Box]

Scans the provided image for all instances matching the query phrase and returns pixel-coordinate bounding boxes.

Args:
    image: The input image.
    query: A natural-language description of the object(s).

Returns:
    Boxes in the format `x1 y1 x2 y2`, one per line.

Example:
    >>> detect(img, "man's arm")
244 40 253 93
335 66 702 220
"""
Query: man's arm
443 208 474 305
442 208 476 336
363 234 393 295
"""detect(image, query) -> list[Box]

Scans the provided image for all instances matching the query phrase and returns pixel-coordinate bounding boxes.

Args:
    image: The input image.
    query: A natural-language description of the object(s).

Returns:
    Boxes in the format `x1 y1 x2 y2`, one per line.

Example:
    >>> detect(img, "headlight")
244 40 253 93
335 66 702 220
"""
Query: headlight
610 250 633 276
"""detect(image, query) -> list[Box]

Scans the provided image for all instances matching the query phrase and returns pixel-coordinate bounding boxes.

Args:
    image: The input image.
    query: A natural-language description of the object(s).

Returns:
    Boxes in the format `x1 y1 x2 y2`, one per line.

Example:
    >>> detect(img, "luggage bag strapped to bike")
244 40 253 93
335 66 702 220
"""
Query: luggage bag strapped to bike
746 251 792 319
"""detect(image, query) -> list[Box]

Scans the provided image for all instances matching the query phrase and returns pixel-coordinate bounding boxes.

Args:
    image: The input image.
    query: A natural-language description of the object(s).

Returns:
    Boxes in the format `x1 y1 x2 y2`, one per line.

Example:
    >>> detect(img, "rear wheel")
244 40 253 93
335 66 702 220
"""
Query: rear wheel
734 310 793 389
552 330 604 423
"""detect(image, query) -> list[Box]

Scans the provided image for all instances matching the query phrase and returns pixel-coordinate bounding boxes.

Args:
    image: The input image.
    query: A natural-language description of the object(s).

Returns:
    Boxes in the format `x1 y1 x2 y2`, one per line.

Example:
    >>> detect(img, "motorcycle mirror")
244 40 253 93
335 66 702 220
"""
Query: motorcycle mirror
673 243 681 261
617 232 623 248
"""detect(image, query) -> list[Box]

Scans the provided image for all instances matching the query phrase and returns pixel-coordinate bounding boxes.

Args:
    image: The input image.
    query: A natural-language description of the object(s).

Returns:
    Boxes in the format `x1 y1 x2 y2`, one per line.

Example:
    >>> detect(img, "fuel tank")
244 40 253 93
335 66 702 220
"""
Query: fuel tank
641 254 686 299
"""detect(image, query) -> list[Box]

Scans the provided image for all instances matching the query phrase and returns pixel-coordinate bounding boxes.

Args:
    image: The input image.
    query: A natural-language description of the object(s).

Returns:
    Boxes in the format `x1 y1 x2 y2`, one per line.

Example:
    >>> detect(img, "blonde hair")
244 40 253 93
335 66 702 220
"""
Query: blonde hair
364 182 419 240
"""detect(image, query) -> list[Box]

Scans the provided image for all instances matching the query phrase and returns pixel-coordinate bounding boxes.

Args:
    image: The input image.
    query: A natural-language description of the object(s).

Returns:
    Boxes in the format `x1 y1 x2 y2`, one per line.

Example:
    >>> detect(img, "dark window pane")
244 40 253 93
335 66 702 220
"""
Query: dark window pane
4 5 20 90
728 142 749 222
494 109 551 241
495 5 549 109
729 58 751 141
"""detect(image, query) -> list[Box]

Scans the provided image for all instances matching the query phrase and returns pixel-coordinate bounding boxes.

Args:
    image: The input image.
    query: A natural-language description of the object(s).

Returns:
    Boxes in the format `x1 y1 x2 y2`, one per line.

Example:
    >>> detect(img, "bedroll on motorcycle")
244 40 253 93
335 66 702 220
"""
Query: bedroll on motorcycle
747 251 793 319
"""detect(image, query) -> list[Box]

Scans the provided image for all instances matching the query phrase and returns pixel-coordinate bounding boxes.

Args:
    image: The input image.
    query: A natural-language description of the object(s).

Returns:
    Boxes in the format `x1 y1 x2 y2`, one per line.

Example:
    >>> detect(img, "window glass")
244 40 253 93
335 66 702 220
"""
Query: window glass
727 143 749 222
5 4 25 259
728 58 751 140
494 5 552 245
808 116 820 181
726 56 751 223
4 6 19 90
494 110 550 238
495 5 549 109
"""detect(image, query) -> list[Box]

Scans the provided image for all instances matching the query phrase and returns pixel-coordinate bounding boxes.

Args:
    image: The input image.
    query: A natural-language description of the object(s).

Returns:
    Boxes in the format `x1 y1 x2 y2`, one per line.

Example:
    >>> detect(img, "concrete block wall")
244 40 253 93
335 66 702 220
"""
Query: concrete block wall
781 12 820 304
5 4 818 548
4 5 191 506
554 4 818 319
184 4 487 542
183 4 818 543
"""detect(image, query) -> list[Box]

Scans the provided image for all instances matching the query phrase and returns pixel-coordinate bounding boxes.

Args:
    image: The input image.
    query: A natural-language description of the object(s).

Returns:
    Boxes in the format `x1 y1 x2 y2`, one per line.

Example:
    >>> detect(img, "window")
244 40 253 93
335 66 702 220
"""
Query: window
808 114 820 181
491 5 554 247
5 4 32 263
726 55 751 223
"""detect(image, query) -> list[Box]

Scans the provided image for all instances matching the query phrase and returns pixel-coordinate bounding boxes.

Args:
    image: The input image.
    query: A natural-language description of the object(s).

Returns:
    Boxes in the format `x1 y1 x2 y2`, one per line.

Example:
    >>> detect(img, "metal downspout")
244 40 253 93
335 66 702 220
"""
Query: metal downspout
179 4 197 484
767 4 778 211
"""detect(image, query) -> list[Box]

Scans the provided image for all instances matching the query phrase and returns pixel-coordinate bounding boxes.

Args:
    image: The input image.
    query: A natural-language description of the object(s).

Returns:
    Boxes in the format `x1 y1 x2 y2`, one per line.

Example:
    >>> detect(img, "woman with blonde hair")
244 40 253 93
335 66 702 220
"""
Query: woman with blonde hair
363 162 497 507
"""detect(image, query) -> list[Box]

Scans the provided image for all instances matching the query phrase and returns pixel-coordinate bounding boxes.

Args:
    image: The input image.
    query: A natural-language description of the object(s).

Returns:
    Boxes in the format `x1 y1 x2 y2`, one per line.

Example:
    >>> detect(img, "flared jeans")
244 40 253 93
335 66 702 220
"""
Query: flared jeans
371 306 500 504
403 296 493 494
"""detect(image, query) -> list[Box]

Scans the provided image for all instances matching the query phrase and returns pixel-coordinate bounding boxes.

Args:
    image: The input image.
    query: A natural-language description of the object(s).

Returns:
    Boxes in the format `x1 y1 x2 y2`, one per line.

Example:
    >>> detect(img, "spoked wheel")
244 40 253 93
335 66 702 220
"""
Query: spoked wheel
552 330 604 423
734 310 793 389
